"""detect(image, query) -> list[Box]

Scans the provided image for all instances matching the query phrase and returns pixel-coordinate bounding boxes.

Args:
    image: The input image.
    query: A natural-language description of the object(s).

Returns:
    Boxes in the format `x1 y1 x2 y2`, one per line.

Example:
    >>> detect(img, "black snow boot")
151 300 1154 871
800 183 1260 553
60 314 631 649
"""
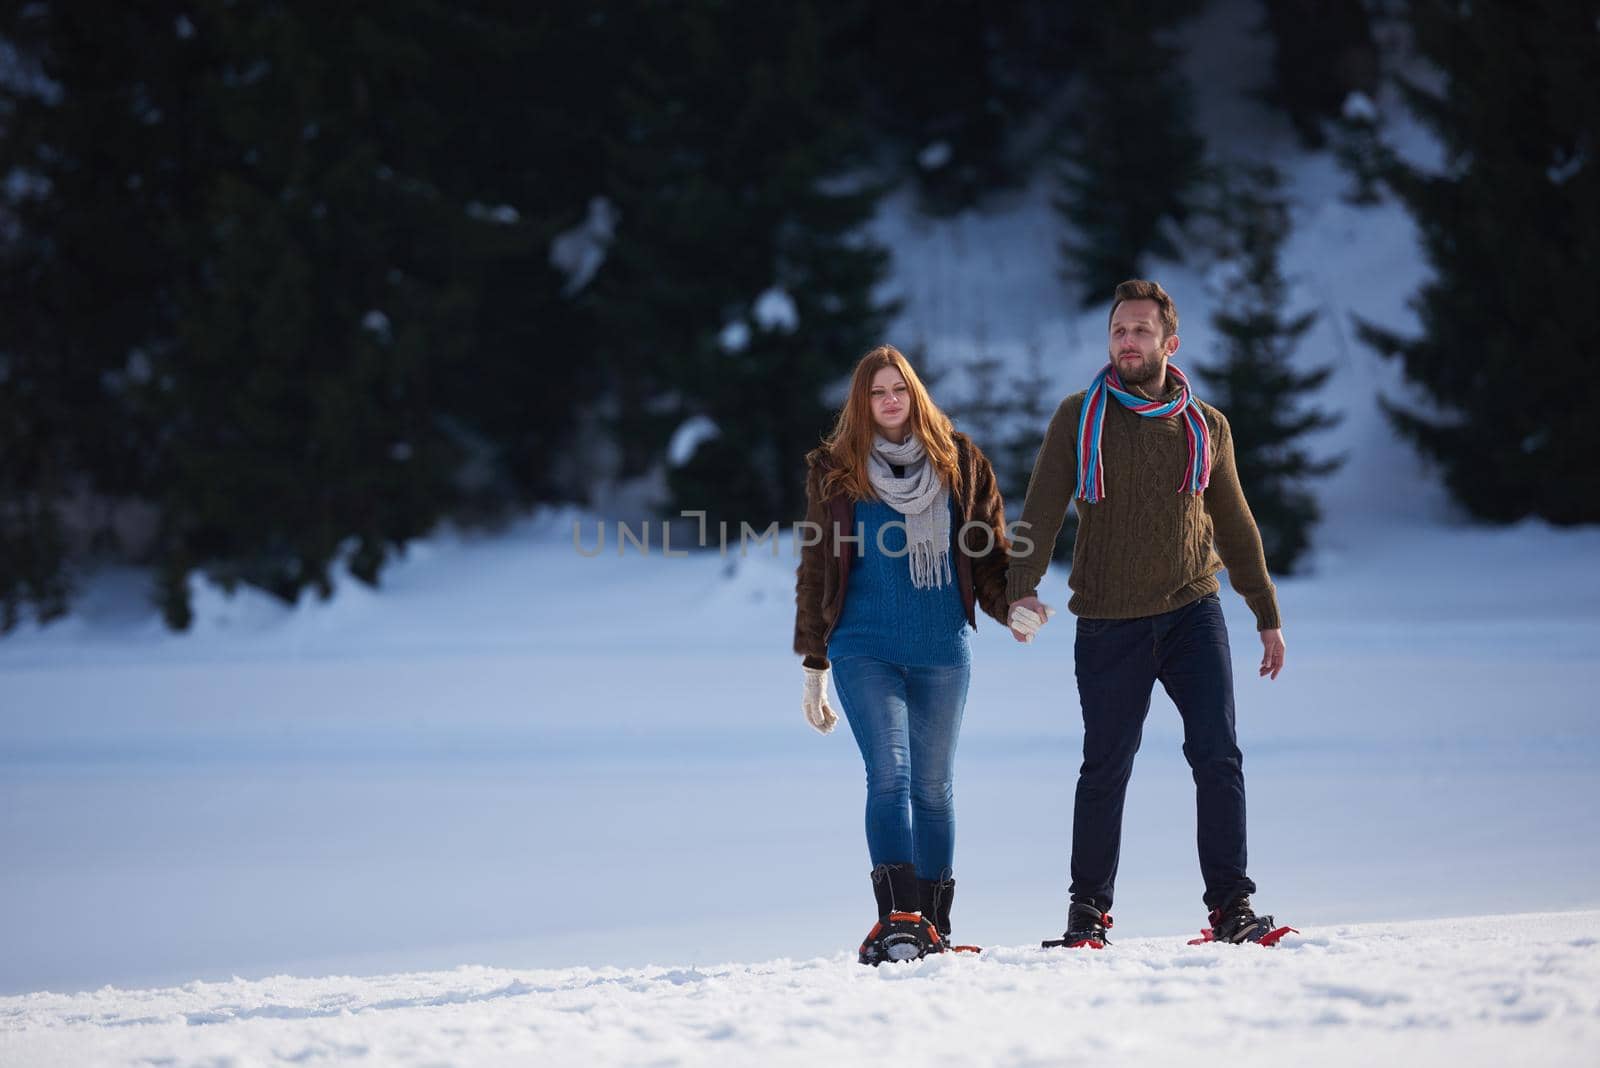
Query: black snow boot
1207 894 1283 945
858 863 940 966
1042 901 1113 949
919 876 979 953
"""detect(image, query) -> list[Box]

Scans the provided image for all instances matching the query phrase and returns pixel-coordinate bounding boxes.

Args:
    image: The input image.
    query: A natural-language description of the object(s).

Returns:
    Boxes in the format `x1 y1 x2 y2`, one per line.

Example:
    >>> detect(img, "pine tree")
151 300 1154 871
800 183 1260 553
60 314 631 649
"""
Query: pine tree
0 2 609 629
1193 164 1340 575
1331 98 1388 206
0 498 71 632
142 3 502 625
942 336 1009 469
591 0 896 531
945 339 1076 561
412 3 609 510
832 0 1079 216
0 1 209 629
989 343 1048 505
1001 342 1078 562
1357 1 1600 524
1053 0 1205 305
1258 0 1379 149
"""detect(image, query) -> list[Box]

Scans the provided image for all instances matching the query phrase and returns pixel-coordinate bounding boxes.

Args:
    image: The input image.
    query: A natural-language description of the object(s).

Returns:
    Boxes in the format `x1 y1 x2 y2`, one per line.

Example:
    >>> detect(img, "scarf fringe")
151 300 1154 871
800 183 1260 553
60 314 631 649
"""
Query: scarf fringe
907 538 954 591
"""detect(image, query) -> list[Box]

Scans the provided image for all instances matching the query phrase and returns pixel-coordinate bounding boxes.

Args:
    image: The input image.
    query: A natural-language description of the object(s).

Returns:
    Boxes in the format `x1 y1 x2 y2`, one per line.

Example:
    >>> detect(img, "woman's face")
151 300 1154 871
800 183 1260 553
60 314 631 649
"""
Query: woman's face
868 366 912 437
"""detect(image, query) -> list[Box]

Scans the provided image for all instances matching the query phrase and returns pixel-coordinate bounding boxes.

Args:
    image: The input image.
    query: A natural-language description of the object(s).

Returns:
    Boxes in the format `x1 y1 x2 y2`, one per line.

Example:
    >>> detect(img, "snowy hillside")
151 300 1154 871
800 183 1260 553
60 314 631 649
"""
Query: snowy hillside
5 912 1598 1067
869 0 1454 533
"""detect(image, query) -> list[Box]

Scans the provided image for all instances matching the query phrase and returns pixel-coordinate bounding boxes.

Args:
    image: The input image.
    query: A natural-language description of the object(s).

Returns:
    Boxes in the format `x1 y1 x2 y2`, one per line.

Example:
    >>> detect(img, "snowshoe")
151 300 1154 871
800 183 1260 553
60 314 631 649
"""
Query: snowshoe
1187 895 1296 947
1042 902 1113 950
857 863 942 965
858 911 940 965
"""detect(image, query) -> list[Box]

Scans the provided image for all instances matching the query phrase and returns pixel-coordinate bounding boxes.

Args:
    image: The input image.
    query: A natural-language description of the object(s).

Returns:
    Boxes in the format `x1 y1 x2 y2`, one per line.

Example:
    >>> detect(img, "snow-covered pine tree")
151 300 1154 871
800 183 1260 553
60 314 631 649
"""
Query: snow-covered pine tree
145 3 503 626
946 340 1076 562
1001 342 1078 562
1357 0 1600 525
1053 0 1205 306
1258 0 1379 149
592 0 895 531
1193 164 1340 575
943 337 1009 469
0 2 207 628
988 342 1048 505
835 0 1078 216
1331 92 1388 207
0 3 615 629
416 5 609 512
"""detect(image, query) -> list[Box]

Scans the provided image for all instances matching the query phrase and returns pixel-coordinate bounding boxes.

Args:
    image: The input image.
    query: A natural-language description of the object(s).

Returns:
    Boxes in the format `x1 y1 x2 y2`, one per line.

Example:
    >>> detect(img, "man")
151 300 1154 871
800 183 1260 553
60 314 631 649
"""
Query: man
1006 279 1289 948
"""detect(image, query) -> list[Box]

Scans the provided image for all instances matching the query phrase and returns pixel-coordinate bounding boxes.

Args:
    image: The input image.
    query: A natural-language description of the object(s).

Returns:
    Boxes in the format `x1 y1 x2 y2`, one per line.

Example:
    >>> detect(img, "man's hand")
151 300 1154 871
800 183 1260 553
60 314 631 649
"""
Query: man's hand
1008 596 1055 643
1258 629 1285 680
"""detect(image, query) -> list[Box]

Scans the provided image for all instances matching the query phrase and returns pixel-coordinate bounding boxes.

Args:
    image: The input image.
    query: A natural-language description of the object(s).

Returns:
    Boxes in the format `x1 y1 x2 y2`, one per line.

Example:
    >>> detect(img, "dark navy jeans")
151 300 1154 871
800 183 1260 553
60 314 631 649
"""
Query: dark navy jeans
831 656 970 881
1069 592 1256 913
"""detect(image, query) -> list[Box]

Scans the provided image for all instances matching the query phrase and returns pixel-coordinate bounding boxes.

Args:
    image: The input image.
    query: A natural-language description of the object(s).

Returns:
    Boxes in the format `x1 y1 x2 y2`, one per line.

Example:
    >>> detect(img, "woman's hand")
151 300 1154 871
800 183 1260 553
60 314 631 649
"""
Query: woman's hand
802 666 840 734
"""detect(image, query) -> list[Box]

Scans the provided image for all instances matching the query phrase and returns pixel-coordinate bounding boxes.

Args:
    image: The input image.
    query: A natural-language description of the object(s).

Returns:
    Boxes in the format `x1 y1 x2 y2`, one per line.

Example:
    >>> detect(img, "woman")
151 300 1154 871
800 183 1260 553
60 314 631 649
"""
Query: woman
793 344 1011 965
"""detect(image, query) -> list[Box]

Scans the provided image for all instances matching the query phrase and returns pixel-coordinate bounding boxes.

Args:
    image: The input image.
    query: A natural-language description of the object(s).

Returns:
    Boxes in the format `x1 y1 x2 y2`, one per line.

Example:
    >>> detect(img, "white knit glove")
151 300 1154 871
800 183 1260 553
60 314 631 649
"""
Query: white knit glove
802 666 839 735
1008 603 1056 642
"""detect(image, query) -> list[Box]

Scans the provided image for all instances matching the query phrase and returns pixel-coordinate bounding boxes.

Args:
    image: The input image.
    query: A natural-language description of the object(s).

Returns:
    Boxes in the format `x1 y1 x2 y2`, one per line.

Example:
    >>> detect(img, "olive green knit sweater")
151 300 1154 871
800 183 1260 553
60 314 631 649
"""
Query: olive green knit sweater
1006 388 1282 631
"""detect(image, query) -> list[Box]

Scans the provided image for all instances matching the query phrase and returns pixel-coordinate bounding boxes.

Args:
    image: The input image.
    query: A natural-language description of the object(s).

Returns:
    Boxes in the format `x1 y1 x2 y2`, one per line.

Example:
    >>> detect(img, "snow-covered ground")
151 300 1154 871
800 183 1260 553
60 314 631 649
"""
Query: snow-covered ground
4 510 1598 1002
3 2 1599 1064
5 912 1598 1066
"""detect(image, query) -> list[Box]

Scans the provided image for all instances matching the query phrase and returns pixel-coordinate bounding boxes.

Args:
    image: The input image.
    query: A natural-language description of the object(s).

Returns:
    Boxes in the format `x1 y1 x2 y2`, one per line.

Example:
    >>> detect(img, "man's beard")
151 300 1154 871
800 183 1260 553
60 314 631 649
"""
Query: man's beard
1112 349 1165 386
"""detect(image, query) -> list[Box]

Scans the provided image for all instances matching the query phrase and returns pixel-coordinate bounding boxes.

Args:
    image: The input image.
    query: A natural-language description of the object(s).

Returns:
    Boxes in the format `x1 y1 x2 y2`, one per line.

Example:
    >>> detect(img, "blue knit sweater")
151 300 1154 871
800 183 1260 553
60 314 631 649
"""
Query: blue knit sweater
826 498 971 667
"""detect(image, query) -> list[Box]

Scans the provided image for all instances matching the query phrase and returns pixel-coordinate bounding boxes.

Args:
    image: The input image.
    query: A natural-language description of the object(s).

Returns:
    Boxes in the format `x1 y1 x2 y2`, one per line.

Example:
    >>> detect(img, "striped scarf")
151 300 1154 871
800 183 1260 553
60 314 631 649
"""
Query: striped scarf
1075 362 1211 503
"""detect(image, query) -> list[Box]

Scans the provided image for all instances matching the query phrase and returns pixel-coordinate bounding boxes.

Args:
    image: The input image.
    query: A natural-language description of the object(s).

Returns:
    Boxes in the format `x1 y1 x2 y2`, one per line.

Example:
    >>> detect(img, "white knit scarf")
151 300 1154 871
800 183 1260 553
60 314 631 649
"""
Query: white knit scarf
866 434 952 590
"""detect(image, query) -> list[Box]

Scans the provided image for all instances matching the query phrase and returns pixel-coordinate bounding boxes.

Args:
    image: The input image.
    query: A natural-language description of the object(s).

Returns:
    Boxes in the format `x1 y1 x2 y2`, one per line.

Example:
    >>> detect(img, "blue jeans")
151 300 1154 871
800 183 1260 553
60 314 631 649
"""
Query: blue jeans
1070 593 1256 912
831 657 971 880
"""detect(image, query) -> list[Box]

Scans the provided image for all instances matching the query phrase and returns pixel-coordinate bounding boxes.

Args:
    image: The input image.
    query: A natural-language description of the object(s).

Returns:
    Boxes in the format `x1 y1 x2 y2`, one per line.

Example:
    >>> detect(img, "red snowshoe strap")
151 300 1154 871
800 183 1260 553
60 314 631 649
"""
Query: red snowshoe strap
1257 925 1297 946
1188 924 1298 947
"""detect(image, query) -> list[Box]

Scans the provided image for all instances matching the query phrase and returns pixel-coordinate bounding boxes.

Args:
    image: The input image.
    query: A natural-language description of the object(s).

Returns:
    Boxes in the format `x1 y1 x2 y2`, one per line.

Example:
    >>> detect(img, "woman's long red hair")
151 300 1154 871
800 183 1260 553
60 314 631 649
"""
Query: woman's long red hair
819 345 959 501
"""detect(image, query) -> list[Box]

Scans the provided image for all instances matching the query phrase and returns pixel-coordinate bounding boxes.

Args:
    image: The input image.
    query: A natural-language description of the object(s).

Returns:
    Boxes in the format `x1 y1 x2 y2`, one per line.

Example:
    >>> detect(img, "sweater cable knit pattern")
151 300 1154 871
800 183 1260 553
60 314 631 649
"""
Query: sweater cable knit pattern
1007 389 1281 631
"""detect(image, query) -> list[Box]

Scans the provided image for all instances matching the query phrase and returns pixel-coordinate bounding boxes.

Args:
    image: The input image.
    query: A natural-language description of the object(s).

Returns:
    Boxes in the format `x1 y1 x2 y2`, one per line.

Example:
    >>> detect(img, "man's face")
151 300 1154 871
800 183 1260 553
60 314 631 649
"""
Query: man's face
1108 299 1179 387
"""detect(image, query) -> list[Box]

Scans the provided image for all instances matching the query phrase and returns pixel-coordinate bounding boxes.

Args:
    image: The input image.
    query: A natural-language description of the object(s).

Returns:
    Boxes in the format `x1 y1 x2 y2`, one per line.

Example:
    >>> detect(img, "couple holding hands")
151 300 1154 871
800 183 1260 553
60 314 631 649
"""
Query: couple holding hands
792 280 1289 964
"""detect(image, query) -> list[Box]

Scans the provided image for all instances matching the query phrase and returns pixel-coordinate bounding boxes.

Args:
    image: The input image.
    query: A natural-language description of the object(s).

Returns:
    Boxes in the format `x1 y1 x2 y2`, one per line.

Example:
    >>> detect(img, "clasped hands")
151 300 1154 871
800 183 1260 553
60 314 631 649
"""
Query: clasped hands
1008 595 1056 643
